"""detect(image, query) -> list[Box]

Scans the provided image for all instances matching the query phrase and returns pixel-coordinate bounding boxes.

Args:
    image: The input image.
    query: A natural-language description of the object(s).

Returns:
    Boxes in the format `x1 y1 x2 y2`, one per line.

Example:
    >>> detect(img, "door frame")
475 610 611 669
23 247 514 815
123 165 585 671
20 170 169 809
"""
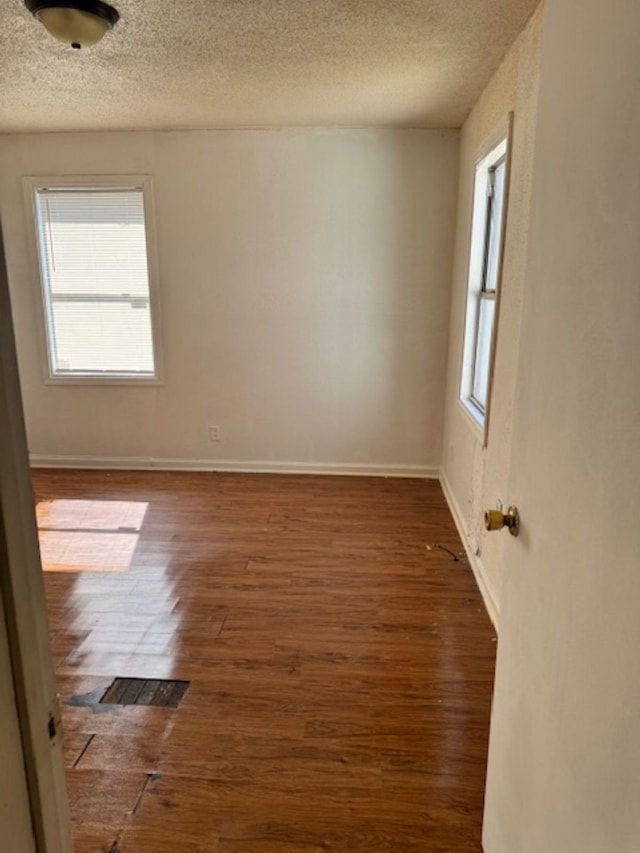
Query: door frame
0 226 72 852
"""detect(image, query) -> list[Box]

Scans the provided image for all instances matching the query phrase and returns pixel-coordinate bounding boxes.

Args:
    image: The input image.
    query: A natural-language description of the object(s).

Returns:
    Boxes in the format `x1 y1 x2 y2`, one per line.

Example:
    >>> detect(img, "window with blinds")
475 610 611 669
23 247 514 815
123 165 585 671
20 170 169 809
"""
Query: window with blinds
32 182 159 380
459 133 510 434
470 153 506 413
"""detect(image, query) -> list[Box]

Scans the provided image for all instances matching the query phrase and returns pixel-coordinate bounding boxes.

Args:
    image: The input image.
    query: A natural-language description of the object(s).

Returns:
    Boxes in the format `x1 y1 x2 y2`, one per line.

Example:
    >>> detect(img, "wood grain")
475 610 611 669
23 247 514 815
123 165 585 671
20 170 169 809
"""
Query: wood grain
35 470 496 852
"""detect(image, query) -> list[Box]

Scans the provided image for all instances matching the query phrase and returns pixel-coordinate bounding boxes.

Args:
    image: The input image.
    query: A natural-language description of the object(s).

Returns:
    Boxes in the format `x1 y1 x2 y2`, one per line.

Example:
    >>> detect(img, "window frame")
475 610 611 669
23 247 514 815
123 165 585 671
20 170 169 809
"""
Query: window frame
23 175 164 386
459 116 513 443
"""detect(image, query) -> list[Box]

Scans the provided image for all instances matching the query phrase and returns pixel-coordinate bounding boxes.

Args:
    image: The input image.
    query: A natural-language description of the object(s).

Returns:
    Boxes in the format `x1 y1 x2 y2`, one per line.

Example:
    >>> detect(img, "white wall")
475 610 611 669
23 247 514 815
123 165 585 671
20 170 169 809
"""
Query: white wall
0 129 459 475
440 5 544 624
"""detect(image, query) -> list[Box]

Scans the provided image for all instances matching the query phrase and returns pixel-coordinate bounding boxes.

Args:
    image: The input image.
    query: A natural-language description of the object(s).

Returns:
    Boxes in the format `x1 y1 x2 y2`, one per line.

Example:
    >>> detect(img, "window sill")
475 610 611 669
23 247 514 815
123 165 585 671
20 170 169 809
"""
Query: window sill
44 375 164 387
457 397 487 445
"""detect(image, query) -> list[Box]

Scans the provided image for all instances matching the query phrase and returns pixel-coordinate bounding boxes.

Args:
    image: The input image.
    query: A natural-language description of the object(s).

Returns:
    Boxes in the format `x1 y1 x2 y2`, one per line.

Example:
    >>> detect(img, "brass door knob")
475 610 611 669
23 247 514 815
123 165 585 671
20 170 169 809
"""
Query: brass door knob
484 506 520 537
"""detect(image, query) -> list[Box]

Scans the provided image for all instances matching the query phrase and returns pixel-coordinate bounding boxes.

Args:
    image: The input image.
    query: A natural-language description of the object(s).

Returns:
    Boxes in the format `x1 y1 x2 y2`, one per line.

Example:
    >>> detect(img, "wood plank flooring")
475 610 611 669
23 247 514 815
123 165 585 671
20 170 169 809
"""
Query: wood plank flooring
34 470 496 853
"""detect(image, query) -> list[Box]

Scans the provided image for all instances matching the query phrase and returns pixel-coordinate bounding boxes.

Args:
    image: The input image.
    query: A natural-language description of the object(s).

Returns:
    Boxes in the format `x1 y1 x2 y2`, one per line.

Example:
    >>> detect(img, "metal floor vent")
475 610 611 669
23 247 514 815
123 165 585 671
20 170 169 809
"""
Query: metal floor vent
100 678 190 708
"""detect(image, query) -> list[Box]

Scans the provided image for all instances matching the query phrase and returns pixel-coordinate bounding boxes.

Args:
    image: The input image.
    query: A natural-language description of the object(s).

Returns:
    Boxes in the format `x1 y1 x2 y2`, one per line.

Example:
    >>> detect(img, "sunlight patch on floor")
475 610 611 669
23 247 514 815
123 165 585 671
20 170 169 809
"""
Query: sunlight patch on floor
36 500 148 573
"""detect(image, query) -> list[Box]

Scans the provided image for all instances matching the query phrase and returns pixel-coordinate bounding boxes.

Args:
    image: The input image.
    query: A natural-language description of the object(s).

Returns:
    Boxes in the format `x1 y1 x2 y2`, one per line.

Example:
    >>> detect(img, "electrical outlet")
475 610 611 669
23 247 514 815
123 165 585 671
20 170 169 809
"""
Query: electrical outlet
209 425 220 442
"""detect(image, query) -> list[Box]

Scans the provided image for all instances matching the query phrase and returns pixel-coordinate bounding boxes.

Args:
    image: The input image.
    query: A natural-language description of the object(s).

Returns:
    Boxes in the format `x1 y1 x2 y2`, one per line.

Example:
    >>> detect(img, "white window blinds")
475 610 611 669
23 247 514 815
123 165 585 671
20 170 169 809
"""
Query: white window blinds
35 187 156 378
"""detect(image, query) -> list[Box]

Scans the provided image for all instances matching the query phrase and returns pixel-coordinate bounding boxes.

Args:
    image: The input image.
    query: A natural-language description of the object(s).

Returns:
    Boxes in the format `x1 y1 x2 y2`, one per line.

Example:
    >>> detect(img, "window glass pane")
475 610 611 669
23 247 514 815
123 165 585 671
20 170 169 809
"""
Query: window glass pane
51 301 154 374
484 158 506 293
35 188 155 377
472 296 495 411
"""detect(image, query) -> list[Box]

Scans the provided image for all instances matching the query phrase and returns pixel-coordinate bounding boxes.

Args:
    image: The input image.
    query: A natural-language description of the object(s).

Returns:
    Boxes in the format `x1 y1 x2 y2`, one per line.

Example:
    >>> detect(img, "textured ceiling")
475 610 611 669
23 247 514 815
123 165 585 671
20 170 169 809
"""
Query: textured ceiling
0 0 540 133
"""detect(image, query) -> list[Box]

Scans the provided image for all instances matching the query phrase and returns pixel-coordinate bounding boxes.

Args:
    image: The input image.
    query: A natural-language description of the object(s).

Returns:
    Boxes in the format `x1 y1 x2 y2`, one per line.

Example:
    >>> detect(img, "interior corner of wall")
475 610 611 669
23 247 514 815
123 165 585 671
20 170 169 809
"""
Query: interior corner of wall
440 467 500 630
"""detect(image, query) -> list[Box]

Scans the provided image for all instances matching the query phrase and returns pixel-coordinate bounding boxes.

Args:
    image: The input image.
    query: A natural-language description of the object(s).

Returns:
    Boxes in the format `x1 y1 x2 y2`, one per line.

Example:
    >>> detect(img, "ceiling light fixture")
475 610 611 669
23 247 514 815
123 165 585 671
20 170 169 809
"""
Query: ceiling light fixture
25 0 119 49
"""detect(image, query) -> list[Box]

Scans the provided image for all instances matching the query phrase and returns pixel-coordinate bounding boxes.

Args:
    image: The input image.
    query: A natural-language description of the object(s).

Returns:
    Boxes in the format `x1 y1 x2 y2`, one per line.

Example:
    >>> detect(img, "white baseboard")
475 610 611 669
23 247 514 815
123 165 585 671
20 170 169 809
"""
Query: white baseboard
29 454 438 480
439 469 499 631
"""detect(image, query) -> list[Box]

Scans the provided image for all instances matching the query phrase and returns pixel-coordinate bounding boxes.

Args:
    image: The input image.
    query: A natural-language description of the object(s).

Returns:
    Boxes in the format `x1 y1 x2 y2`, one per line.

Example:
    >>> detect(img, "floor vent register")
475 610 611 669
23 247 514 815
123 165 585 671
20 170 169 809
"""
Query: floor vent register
100 678 190 708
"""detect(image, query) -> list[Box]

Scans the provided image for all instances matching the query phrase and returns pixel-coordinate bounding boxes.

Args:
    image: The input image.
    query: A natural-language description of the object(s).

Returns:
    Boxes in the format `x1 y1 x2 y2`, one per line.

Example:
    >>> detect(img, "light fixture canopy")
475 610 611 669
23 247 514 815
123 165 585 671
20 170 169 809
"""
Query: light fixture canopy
25 0 119 49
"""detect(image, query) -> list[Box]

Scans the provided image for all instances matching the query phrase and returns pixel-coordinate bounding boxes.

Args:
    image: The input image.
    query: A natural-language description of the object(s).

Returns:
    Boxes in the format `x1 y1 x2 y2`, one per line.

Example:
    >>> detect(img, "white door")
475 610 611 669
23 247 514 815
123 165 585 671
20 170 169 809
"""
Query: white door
0 223 72 851
483 2 640 852
0 592 34 852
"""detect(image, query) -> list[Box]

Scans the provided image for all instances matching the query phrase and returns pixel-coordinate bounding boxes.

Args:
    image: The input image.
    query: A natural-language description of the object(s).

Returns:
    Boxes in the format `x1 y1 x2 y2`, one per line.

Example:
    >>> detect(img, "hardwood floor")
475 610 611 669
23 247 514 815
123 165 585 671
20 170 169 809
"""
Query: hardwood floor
34 470 496 852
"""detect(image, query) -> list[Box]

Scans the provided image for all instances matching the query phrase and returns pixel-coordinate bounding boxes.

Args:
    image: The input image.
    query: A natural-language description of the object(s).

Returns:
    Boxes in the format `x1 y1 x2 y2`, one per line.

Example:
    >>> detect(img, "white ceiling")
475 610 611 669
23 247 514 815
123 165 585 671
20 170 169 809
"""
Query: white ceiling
0 0 540 133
